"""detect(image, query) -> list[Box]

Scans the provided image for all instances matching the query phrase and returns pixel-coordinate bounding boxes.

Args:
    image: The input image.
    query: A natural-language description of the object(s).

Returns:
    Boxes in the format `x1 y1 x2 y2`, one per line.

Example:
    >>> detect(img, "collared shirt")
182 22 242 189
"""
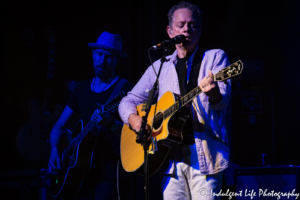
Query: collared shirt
118 48 231 175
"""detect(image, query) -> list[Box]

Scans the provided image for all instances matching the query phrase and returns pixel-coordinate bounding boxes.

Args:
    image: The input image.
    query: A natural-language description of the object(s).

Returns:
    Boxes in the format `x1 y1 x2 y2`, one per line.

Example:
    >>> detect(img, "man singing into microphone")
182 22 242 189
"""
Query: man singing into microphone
119 1 231 199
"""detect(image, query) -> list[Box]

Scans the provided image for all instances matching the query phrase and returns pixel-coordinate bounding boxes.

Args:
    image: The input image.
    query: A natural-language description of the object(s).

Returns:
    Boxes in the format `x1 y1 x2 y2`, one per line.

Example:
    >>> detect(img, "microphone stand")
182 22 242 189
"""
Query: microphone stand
135 47 169 200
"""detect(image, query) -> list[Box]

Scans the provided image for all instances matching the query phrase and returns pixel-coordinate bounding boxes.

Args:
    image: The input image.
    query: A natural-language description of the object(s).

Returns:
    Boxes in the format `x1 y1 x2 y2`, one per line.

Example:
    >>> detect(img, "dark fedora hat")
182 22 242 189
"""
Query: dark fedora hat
88 31 127 58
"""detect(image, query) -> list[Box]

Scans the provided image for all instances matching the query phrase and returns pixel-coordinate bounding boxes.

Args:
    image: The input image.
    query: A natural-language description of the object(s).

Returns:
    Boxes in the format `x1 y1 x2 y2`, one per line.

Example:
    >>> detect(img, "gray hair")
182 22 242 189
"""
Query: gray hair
167 1 203 28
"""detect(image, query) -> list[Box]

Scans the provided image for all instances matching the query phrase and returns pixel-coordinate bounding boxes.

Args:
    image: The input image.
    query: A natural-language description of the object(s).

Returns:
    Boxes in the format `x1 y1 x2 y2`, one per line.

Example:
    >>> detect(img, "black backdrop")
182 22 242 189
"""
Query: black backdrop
4 0 300 176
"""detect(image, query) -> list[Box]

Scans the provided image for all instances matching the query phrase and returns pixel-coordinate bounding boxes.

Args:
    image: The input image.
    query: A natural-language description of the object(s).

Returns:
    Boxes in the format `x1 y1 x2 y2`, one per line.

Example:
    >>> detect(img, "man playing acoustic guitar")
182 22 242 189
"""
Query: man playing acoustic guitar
48 31 133 199
118 1 231 199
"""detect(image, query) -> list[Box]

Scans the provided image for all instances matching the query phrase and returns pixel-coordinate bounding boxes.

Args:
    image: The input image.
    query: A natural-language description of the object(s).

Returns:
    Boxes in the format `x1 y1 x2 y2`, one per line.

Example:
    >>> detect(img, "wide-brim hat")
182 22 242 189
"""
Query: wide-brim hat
88 31 127 58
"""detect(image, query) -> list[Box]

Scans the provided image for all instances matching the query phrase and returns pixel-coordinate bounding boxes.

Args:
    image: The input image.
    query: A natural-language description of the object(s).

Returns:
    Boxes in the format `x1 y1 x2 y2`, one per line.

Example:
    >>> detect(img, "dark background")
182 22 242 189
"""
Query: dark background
3 0 300 194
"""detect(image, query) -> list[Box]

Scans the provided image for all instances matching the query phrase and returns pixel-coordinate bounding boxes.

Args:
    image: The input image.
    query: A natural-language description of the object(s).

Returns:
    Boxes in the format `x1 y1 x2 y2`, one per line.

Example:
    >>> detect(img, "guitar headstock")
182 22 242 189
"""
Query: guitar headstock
214 60 243 82
100 91 126 113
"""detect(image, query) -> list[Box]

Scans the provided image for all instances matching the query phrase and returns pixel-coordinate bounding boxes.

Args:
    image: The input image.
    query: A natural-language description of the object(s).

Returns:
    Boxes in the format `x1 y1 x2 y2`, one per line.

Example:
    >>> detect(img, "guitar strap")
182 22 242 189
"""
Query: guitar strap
182 49 205 145
169 49 206 160
107 76 128 101
186 49 205 93
95 77 127 134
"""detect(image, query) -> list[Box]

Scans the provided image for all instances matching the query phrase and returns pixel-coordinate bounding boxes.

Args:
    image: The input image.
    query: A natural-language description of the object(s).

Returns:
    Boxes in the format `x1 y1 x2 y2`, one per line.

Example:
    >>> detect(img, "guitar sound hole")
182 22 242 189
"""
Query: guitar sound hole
153 112 163 129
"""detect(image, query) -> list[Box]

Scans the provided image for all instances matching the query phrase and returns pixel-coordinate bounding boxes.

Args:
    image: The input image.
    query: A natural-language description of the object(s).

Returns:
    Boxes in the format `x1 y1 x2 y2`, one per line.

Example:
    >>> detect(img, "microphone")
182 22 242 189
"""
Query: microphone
150 35 187 50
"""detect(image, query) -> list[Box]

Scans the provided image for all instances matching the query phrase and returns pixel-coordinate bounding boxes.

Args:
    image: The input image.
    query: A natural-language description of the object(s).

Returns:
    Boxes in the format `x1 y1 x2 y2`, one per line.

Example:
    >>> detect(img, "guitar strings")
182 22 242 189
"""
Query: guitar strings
151 62 242 126
152 86 203 125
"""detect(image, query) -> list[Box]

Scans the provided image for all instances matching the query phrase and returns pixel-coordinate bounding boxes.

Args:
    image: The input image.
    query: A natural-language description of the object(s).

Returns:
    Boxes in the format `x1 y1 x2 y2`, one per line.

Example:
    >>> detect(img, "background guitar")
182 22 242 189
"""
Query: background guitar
50 91 125 199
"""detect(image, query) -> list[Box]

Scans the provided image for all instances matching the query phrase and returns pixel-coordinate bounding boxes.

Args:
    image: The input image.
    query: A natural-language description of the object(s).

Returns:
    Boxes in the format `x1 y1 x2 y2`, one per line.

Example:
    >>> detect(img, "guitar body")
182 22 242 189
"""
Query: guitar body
50 120 97 199
121 91 191 176
50 91 125 199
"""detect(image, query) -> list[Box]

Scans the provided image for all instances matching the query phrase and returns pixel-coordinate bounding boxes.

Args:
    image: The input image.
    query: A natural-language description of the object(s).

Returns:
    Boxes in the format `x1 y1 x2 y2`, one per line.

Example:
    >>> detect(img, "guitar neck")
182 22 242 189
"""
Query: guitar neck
73 120 96 146
162 60 243 119
164 85 203 119
70 91 125 146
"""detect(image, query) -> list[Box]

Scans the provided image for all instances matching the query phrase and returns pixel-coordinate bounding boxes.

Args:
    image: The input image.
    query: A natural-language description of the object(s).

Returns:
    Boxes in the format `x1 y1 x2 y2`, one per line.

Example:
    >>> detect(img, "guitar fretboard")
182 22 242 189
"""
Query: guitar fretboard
73 120 96 145
165 86 202 118
152 60 243 124
153 86 203 125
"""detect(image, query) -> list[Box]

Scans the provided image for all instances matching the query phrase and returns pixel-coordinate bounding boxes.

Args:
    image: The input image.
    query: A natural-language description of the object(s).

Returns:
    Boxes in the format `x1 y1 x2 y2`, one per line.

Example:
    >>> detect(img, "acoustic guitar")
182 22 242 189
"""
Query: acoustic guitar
120 60 243 176
50 91 125 199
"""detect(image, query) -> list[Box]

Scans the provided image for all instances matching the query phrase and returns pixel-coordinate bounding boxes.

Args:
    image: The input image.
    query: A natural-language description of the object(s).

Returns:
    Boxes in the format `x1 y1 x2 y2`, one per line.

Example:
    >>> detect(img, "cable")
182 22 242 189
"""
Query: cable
117 160 120 200
148 48 157 77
